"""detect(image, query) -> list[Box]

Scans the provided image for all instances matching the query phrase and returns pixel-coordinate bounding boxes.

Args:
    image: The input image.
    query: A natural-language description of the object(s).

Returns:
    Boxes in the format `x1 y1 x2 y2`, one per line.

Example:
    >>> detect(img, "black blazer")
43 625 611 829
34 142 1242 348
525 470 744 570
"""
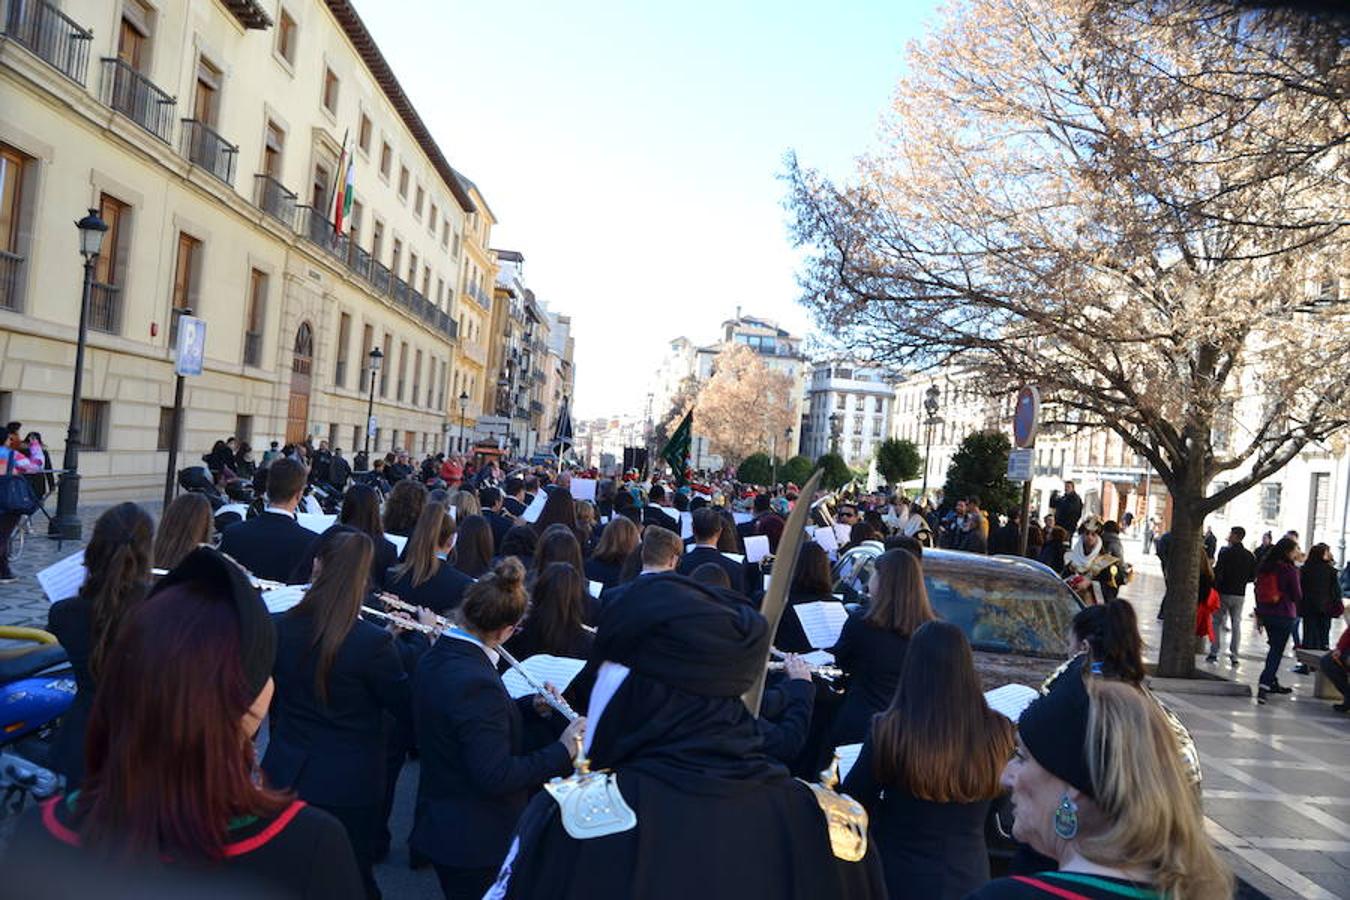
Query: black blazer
485 510 515 549
291 525 399 588
829 610 912 746
676 545 746 592
384 562 476 615
46 593 97 786
263 615 410 807
503 496 526 517
643 505 681 534
411 637 572 869
219 511 317 584
584 556 624 591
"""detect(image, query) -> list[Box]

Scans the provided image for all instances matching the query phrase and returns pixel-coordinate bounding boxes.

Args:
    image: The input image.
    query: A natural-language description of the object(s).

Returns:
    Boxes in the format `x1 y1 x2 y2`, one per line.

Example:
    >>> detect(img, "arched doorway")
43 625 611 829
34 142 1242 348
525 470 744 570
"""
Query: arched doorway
285 322 313 443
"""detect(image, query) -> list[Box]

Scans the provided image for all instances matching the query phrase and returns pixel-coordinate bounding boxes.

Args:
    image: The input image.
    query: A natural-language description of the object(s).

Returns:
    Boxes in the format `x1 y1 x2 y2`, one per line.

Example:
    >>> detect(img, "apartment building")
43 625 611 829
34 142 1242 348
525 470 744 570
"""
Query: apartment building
801 361 895 468
0 0 475 498
449 173 495 452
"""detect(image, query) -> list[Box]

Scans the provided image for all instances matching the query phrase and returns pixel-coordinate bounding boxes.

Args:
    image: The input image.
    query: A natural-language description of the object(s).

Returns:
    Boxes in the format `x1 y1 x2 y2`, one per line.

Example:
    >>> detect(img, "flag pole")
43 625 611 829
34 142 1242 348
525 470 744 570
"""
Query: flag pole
327 128 350 230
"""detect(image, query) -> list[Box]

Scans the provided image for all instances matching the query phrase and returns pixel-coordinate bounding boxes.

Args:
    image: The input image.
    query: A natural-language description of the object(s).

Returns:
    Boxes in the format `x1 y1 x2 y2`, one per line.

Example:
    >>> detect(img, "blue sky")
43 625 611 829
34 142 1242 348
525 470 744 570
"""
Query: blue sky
352 0 941 418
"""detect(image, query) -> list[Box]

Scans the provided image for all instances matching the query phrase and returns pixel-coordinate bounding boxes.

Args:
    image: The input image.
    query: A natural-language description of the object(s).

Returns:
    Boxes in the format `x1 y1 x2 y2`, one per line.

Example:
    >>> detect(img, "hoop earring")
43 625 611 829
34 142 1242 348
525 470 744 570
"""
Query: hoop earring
1053 793 1079 841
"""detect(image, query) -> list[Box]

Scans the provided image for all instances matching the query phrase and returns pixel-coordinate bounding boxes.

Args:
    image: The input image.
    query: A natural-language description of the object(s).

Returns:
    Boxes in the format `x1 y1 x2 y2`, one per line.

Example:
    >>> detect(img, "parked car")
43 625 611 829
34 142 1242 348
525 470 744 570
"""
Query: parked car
832 545 1083 685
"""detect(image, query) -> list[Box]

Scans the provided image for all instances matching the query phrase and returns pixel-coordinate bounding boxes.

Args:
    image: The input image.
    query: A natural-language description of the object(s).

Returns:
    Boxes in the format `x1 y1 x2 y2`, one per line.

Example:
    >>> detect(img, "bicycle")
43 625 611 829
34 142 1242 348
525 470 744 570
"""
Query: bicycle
6 515 25 564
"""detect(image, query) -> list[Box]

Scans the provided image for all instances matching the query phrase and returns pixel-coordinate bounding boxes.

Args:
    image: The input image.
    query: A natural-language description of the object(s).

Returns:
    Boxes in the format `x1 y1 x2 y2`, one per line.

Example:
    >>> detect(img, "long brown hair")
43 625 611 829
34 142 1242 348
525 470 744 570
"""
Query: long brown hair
382 480 427 536
153 494 213 570
792 542 833 596
288 530 372 705
78 584 289 860
85 503 155 681
454 514 494 578
534 523 584 575
523 561 588 653
392 500 454 588
339 484 385 542
591 516 639 565
864 548 936 636
870 621 1012 802
534 487 577 533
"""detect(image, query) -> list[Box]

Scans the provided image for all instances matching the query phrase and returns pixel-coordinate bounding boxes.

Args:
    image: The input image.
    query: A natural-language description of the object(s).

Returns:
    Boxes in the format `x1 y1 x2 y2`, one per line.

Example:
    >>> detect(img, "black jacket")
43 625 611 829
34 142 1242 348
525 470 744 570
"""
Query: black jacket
411 637 572 868
1052 492 1082 533
643 505 681 534
1213 543 1257 596
262 615 411 808
291 526 399 589
584 556 624 591
830 611 912 746
485 510 515 549
1300 559 1343 617
218 511 317 584
385 562 476 615
676 545 746 592
46 593 99 786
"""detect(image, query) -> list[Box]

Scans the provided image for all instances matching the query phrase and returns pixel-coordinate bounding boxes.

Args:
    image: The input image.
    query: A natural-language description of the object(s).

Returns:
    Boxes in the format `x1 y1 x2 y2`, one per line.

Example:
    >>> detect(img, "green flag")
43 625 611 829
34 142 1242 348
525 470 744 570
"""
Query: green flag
660 411 693 485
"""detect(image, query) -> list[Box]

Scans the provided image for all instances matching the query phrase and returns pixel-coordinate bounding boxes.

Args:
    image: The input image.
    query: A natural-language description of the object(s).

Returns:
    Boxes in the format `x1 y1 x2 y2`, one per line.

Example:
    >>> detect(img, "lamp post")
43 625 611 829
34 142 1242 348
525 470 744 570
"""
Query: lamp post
921 384 941 500
458 390 469 454
50 209 108 541
362 346 383 464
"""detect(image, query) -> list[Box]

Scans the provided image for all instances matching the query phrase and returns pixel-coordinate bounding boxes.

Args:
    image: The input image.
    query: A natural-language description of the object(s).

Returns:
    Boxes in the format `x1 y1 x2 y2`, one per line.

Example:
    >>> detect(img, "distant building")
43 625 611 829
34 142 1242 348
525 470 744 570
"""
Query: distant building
802 362 896 468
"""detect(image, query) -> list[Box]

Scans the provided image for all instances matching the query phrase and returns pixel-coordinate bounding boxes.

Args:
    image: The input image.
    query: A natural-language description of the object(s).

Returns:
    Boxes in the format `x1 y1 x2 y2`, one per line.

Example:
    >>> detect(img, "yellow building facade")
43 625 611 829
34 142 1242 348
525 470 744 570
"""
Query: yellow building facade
448 176 496 452
0 0 480 499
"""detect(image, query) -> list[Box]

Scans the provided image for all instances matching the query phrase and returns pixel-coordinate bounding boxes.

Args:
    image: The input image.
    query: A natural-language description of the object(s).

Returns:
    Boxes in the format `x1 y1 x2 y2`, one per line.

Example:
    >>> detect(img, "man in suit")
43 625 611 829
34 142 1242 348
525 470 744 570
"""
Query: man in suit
642 484 681 534
1052 480 1083 536
677 508 745 592
479 486 515 548
218 457 316 584
600 528 683 610
502 476 527 517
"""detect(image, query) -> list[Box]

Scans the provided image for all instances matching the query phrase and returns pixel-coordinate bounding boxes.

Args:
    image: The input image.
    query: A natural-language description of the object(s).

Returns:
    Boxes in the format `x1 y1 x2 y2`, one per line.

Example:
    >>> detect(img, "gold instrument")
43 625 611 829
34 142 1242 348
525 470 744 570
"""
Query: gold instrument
544 732 636 839
799 754 868 862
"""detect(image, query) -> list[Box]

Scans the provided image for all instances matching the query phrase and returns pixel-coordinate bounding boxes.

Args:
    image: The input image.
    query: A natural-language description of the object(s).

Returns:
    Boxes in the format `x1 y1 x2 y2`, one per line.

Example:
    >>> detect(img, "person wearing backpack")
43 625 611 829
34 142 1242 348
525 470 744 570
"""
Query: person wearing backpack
1253 537 1302 703
0 428 41 584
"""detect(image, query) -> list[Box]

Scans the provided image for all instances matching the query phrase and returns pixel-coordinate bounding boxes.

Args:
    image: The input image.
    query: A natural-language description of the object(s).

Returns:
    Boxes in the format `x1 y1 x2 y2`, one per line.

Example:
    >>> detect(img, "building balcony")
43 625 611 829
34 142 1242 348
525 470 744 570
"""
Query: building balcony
346 243 373 282
99 57 175 143
370 260 392 295
179 119 238 186
88 282 121 334
3 0 92 84
295 206 348 263
253 174 297 227
391 276 410 309
0 249 23 311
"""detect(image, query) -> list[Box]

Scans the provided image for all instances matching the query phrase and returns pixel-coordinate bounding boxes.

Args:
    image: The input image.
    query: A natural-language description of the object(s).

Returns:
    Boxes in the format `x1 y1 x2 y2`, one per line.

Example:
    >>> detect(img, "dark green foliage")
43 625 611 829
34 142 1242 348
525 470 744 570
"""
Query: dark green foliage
875 438 922 486
940 431 1020 512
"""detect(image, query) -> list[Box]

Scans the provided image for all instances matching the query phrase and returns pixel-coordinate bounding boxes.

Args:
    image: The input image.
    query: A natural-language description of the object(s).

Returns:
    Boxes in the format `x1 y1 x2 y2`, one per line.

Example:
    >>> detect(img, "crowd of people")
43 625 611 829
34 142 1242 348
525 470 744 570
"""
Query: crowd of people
0 442 1254 900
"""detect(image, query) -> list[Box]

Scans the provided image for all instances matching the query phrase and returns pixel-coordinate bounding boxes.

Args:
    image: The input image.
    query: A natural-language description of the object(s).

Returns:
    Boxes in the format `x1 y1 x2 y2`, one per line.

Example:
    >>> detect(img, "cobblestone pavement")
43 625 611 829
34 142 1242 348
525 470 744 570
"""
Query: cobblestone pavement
2 515 1344 897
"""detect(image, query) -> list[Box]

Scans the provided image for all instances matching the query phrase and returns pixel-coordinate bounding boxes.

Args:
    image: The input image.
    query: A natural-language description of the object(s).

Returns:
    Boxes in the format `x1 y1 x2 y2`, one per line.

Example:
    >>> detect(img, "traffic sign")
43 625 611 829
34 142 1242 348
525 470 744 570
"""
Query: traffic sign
1006 448 1034 482
174 316 206 376
367 415 377 437
1013 386 1040 448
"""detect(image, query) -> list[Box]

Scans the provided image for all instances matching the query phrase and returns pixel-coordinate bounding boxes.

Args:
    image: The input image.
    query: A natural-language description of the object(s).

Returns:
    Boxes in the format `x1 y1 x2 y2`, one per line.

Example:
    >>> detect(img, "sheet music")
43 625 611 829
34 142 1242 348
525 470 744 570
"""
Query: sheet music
835 743 864 781
521 490 549 523
793 601 849 650
588 580 603 599
38 550 86 602
832 523 852 544
984 683 1040 723
813 525 839 554
296 512 337 535
261 584 308 614
800 649 835 667
721 552 745 564
732 512 753 525
744 534 771 564
385 533 408 556
500 654 587 700
680 512 693 540
570 478 597 502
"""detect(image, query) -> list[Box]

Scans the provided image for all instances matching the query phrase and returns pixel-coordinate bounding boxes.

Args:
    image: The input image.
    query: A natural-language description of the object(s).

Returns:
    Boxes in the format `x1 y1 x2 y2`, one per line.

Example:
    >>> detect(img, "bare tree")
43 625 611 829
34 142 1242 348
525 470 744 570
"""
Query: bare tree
694 345 798 467
786 0 1350 675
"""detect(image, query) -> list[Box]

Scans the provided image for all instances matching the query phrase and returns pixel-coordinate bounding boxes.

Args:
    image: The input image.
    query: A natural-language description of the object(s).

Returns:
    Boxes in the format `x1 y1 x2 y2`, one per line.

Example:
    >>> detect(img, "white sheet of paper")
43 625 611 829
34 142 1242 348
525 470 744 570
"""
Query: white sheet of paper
984 683 1040 723
804 525 816 537
600 515 611 524
385 533 408 556
216 503 249 519
721 552 745 564
38 550 86 602
744 534 771 564
834 742 864 781
500 655 587 700
521 491 549 523
801 649 836 668
657 505 680 525
833 523 852 544
680 512 693 540
732 512 753 525
813 526 839 554
296 512 336 534
793 601 850 650
261 584 308 614
302 495 322 515
570 478 597 502
588 580 603 599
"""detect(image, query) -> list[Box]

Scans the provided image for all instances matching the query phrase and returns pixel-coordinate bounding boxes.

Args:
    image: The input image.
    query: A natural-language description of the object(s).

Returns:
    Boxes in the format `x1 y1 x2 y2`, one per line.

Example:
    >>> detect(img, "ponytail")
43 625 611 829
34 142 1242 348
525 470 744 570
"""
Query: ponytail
84 503 155 680
1071 599 1144 685
392 501 454 588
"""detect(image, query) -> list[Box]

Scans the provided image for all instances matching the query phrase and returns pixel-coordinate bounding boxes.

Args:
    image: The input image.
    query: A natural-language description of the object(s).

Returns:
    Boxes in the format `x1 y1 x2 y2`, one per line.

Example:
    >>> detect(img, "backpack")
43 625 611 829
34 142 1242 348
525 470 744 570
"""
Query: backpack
0 449 39 516
1254 569 1282 606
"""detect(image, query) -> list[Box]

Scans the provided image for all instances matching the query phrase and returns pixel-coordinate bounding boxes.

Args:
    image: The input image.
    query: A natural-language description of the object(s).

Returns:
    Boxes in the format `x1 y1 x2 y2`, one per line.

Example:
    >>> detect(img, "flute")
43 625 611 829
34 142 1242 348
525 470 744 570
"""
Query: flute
496 644 581 722
767 661 846 680
362 605 440 634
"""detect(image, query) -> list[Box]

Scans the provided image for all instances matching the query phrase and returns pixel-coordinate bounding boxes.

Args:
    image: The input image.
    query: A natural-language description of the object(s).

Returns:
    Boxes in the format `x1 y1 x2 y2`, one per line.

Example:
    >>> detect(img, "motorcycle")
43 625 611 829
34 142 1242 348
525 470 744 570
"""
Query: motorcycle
0 627 74 815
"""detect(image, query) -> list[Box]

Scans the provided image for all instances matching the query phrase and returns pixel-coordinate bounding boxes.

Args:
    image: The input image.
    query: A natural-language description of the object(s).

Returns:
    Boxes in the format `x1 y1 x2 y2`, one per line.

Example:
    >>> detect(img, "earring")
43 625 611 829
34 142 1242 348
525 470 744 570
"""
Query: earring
1053 793 1079 840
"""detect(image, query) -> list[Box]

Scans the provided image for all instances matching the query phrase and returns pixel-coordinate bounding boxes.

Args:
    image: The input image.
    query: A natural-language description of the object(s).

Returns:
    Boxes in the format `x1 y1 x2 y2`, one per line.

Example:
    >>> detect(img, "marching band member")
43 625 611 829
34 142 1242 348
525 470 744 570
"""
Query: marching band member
264 530 416 899
413 557 584 900
386 501 473 614
152 493 214 570
485 573 887 900
218 458 314 584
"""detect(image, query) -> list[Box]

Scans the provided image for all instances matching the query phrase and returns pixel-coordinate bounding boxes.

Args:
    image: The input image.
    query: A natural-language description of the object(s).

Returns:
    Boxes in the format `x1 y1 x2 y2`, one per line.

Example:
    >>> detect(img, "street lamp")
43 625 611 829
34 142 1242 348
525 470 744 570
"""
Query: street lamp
458 390 470 454
921 384 941 499
362 346 383 464
50 209 108 541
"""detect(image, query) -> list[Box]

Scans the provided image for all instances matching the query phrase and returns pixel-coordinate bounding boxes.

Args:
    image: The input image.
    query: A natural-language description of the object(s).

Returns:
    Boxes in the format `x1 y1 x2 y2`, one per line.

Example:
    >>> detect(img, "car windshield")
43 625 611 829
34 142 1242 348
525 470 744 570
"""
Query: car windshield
833 549 1078 657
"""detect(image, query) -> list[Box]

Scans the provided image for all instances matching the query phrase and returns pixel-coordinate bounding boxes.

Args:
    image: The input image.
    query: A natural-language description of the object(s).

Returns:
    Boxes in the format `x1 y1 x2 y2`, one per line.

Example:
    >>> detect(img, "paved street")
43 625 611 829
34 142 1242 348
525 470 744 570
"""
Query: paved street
2 514 1345 898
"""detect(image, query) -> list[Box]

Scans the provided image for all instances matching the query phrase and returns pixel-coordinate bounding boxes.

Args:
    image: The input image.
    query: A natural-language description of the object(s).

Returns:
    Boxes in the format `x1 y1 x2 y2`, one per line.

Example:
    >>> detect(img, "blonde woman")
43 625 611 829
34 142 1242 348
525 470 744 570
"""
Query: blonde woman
968 677 1231 899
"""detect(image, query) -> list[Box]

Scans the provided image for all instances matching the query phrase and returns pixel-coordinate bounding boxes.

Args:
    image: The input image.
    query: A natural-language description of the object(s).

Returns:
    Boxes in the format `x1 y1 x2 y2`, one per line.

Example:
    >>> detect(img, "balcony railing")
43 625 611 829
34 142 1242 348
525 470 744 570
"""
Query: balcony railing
346 243 372 281
370 260 392 295
295 205 348 263
391 277 410 308
243 331 262 367
88 282 121 334
179 119 237 186
445 316 458 340
253 174 297 227
3 0 92 84
99 57 175 142
0 249 23 311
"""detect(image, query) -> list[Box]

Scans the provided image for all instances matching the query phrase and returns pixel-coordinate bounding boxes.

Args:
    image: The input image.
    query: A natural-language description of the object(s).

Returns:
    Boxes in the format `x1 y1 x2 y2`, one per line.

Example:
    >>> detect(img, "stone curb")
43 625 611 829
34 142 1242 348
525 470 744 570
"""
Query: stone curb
1148 675 1253 697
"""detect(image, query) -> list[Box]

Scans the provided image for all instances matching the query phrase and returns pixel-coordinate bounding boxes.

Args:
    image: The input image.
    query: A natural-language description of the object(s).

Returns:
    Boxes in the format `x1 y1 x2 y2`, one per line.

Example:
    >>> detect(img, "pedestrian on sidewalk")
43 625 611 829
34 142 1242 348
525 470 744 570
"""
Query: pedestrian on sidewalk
1317 627 1350 714
1298 543 1342 652
1253 537 1301 703
1208 526 1256 666
0 428 41 584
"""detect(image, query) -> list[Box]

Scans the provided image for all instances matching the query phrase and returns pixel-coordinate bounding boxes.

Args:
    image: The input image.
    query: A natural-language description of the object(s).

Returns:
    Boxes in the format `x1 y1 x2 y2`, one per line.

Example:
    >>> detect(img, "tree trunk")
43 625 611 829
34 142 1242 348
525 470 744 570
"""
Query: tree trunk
1156 474 1205 678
